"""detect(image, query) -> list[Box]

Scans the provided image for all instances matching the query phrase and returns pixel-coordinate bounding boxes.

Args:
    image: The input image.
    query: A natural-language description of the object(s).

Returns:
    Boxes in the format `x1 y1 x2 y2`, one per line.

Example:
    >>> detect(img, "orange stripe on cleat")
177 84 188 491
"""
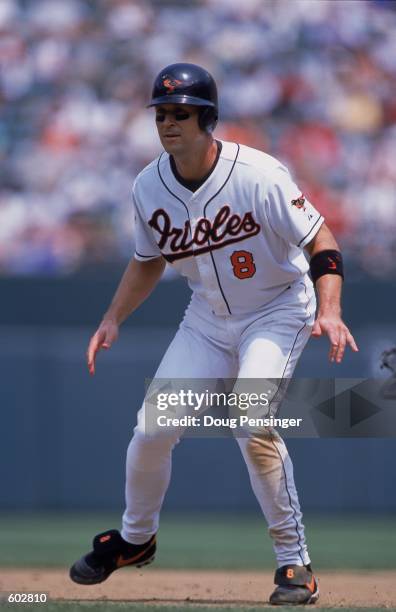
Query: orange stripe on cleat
116 537 156 568
100 535 111 543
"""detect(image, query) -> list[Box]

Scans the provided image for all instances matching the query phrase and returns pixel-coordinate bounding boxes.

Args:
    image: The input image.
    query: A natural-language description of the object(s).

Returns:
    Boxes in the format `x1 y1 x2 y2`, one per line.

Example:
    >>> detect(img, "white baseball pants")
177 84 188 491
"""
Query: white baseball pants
121 279 316 567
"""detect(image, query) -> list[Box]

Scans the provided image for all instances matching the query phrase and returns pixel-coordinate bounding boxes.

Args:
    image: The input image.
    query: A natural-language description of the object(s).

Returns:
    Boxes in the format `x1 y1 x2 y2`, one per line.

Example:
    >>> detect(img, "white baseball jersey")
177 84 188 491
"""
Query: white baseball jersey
132 140 324 316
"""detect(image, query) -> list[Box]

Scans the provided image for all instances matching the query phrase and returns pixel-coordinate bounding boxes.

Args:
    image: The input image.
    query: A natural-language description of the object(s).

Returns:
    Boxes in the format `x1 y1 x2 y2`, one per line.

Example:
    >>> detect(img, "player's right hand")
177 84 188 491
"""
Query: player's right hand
87 319 119 376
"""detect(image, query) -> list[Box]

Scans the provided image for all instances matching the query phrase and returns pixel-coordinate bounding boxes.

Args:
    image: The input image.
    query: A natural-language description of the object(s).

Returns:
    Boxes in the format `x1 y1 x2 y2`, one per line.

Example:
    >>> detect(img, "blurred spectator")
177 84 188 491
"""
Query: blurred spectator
1 0 395 278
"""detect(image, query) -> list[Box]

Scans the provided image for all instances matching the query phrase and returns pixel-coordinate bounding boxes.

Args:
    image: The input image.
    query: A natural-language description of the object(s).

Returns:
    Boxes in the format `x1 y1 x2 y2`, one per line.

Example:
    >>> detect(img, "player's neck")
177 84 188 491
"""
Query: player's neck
172 138 218 181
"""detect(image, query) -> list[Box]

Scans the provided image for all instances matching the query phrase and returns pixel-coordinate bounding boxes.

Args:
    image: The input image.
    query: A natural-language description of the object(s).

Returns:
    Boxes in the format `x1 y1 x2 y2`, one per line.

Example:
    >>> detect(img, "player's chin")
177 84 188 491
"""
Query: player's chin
160 135 183 153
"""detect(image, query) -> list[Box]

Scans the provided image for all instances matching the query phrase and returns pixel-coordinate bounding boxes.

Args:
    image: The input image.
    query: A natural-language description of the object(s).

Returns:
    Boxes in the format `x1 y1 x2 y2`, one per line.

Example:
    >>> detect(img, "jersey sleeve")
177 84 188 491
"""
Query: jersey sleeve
265 166 324 248
132 190 162 261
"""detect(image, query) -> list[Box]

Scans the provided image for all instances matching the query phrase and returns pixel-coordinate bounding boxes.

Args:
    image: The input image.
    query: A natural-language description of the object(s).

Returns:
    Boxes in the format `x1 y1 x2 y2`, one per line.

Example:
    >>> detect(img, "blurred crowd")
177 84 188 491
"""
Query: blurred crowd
1 0 395 277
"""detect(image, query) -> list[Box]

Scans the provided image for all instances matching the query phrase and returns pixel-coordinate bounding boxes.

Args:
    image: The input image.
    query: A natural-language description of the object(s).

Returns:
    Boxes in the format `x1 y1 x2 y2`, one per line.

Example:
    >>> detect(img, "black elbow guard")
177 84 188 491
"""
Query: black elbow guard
309 249 344 284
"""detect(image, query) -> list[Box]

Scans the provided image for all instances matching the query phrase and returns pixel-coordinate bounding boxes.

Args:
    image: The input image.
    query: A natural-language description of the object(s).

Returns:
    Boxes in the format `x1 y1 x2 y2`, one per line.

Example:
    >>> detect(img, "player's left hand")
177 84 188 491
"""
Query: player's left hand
311 314 359 363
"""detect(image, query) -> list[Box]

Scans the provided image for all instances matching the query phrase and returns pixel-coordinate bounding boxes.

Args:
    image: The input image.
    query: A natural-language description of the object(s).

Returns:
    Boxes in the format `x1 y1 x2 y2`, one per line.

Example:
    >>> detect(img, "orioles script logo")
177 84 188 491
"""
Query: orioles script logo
148 205 260 262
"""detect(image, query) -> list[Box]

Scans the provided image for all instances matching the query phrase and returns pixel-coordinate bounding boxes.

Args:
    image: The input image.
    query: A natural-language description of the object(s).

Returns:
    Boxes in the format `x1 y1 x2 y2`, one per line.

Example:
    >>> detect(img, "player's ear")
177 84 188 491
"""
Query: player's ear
198 107 218 133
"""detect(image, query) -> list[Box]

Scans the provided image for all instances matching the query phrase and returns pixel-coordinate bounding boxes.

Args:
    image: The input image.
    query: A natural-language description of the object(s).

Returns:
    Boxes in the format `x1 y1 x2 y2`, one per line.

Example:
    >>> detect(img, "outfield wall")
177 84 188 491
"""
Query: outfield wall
1 273 395 511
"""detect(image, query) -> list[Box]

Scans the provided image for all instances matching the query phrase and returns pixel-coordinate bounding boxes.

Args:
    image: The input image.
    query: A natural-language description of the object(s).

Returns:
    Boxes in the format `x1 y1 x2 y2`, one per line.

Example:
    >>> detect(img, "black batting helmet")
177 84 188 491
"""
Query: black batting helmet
147 63 218 133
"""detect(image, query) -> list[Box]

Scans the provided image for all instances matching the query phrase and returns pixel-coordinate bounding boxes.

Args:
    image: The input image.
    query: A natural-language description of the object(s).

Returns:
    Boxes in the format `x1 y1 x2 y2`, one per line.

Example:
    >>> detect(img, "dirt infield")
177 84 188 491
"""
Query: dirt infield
1 568 396 608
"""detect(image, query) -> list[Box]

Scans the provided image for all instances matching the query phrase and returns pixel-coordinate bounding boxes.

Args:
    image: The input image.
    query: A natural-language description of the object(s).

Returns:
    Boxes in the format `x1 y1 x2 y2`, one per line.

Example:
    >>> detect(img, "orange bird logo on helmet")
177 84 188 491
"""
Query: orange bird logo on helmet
162 77 183 93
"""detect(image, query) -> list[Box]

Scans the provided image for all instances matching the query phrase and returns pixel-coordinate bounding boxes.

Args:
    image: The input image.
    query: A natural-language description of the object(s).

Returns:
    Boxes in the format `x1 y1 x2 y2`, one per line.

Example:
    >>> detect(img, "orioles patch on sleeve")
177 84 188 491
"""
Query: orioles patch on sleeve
291 195 315 221
291 195 306 210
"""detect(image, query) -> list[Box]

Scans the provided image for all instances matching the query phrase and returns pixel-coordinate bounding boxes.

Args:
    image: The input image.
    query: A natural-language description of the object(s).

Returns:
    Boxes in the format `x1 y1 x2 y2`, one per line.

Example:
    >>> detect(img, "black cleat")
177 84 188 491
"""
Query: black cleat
269 564 319 605
69 529 156 585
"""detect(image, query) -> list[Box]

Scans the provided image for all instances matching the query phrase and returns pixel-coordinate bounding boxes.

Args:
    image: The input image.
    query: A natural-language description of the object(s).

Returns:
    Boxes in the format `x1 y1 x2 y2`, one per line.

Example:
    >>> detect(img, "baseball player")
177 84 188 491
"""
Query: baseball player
70 63 358 605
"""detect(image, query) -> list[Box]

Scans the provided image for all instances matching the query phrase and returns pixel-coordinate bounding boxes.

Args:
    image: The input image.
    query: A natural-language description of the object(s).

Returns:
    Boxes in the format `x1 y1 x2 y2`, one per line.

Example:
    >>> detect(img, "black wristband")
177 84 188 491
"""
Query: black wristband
309 249 344 284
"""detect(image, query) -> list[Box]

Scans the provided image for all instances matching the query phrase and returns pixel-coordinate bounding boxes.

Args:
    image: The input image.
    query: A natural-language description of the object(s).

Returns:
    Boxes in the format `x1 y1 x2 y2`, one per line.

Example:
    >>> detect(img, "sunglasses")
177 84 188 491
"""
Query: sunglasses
155 109 194 122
